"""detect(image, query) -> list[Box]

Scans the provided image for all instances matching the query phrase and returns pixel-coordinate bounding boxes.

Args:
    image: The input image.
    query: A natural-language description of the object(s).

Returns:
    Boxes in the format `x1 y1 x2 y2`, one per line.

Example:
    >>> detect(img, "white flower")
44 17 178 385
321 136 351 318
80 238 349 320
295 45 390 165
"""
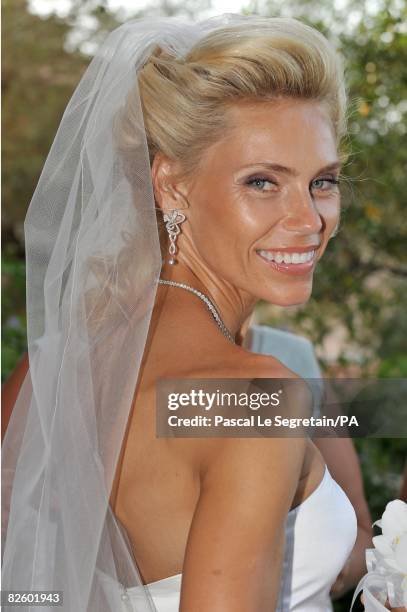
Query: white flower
372 499 407 592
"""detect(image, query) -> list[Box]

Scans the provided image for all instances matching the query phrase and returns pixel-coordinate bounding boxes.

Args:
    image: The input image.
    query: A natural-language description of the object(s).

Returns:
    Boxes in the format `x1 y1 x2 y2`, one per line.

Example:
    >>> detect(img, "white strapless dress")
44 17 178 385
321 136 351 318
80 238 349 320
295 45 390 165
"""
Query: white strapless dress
103 464 357 612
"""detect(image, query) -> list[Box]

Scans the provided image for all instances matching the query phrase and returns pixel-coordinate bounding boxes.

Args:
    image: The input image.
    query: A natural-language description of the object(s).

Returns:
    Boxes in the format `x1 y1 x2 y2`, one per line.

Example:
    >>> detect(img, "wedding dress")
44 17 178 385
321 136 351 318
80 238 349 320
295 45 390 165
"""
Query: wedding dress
96 326 358 612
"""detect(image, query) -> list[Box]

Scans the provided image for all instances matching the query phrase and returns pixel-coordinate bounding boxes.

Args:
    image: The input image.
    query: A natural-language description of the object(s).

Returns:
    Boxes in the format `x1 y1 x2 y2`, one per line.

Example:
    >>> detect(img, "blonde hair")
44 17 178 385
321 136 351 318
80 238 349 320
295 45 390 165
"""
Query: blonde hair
121 17 347 175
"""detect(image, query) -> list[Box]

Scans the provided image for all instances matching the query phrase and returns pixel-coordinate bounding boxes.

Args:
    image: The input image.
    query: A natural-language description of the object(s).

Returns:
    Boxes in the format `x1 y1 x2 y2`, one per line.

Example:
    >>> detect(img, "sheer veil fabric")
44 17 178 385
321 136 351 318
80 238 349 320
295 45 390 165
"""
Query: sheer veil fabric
1 13 259 611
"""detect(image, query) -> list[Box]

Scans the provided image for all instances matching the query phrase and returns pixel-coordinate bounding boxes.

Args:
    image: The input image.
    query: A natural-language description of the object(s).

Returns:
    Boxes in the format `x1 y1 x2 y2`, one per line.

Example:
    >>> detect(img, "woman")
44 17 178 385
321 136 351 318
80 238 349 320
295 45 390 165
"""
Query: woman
1 13 390 612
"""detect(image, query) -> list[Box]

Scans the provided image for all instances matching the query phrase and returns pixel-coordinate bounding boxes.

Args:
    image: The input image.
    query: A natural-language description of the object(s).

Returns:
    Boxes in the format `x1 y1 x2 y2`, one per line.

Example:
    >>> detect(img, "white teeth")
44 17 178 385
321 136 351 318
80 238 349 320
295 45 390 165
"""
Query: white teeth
257 249 315 265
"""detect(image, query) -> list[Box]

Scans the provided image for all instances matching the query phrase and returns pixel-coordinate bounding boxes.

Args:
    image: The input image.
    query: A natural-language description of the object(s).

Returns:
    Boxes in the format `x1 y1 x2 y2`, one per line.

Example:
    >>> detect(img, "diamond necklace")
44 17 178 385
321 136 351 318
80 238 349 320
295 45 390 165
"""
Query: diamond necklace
158 279 235 344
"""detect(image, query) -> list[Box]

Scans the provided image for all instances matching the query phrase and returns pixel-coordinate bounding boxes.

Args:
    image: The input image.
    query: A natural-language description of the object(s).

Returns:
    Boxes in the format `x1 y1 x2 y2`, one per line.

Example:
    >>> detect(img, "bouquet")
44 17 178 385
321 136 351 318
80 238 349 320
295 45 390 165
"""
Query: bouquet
351 499 407 611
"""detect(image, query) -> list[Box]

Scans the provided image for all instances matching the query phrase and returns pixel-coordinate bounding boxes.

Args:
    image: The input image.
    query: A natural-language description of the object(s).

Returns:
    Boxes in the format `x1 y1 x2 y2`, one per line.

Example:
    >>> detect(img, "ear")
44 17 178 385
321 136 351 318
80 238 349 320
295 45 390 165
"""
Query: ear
151 152 189 212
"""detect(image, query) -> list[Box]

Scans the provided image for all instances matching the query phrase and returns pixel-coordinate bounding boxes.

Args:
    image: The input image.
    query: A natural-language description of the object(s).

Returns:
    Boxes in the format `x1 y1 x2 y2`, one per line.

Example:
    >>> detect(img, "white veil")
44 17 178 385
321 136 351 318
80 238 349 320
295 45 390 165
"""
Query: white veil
1 13 252 611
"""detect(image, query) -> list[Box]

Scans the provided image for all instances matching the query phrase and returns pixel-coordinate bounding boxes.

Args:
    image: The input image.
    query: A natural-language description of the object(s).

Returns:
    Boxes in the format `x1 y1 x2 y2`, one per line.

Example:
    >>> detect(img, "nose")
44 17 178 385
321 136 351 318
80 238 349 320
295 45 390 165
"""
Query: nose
282 188 324 235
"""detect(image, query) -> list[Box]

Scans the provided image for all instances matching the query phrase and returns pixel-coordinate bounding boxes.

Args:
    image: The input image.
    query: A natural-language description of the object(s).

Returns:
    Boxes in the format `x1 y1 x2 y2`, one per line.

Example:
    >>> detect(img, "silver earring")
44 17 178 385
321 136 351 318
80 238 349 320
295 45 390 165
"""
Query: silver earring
163 209 186 265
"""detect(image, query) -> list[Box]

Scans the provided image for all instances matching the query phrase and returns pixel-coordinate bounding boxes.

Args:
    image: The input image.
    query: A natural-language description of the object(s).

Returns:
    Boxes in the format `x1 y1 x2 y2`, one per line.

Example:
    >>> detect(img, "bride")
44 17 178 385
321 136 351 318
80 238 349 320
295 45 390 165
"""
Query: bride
3 12 395 612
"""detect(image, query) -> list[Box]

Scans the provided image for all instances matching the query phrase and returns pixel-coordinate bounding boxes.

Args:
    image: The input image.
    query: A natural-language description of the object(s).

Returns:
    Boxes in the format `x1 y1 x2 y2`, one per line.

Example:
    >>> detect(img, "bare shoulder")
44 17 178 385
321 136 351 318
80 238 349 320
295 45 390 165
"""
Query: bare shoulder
171 342 309 484
182 342 311 412
184 340 301 380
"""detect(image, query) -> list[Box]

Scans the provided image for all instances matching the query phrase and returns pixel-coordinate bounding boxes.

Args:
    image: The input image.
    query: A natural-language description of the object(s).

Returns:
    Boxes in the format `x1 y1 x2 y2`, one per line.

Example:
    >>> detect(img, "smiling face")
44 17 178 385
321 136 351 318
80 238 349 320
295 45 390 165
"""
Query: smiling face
162 98 342 307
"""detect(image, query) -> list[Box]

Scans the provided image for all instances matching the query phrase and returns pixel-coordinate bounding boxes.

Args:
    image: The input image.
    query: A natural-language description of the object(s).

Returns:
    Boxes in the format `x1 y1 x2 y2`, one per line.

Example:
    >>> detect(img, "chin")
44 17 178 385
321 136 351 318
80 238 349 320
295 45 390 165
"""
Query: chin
260 285 313 307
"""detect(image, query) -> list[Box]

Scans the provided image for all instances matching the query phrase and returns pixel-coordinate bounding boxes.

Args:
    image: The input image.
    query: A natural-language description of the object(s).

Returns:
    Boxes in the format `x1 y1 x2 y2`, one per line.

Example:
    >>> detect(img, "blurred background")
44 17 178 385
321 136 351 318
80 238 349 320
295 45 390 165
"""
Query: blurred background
2 0 406 609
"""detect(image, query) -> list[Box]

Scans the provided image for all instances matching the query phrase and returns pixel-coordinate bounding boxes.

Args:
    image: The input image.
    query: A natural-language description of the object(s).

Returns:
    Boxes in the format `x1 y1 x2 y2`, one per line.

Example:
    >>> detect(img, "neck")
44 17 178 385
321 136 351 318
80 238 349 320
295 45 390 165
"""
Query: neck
160 257 257 340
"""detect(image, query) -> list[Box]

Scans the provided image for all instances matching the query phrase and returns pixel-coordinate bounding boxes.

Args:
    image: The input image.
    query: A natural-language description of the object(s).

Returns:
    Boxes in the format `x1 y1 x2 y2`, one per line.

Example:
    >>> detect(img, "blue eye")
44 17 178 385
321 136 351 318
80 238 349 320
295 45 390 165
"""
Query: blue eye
246 176 276 191
245 175 340 193
311 177 340 191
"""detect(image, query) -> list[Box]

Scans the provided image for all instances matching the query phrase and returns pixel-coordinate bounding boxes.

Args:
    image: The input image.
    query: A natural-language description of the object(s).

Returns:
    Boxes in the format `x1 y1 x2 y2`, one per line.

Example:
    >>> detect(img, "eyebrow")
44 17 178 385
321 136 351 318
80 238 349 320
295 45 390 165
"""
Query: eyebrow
240 161 342 176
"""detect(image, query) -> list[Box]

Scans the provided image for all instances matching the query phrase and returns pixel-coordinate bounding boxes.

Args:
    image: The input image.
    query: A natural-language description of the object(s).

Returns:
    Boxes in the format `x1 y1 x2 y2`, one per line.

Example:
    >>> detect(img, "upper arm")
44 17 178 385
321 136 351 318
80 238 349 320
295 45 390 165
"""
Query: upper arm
179 437 306 612
1 351 29 443
313 437 372 532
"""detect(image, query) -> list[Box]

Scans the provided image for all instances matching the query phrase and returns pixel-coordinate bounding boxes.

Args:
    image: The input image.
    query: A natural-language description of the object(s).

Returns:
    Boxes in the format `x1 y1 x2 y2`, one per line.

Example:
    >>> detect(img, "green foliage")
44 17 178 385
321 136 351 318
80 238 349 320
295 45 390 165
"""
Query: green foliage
2 245 27 381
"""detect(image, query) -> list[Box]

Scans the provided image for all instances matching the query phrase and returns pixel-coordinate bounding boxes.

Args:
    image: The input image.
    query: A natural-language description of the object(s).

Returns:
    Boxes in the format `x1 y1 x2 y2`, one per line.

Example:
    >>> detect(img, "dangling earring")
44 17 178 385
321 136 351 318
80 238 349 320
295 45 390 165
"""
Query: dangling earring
163 209 186 265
